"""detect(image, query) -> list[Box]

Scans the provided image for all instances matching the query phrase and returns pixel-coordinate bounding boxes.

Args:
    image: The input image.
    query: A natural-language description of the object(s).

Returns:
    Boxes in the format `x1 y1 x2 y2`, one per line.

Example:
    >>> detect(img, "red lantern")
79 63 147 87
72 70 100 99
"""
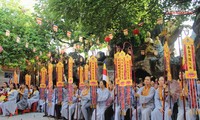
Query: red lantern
133 29 139 35
0 46 3 53
104 36 111 42
53 25 58 32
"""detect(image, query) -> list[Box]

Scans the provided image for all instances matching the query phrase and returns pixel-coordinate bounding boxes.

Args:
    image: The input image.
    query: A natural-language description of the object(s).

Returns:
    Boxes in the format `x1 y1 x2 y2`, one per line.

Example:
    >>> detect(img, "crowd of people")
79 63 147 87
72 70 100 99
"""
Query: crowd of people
0 73 199 120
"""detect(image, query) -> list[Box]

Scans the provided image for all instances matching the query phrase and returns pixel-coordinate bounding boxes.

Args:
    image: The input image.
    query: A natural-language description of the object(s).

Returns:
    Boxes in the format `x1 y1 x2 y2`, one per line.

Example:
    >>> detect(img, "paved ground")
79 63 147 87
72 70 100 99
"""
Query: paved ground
0 112 57 120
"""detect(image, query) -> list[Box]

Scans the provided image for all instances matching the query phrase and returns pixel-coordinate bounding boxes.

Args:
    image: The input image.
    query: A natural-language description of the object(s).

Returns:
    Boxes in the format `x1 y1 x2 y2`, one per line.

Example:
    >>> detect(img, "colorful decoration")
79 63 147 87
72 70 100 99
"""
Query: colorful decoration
133 29 139 35
40 67 47 100
36 17 42 25
13 71 18 84
0 46 3 53
104 36 111 42
68 57 74 104
109 33 113 39
78 66 84 90
84 64 89 81
56 61 64 102
118 51 126 115
5 30 10 36
53 25 58 32
25 74 31 88
48 63 53 103
79 36 83 42
89 56 98 108
125 54 132 107
164 41 172 81
182 36 198 110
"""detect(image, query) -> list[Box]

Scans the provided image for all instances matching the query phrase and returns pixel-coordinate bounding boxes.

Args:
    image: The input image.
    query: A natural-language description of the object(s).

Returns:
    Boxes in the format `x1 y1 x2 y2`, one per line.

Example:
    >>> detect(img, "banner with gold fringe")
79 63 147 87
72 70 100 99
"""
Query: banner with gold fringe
68 57 74 104
40 67 47 100
56 61 64 102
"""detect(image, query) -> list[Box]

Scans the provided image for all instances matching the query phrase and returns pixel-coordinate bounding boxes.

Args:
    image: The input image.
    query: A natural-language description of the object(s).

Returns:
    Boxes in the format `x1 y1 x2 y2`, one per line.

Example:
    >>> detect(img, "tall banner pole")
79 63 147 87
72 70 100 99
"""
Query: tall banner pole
48 63 53 107
119 51 126 117
125 54 132 119
182 36 198 115
56 61 64 102
89 56 98 120
40 67 47 100
163 41 172 120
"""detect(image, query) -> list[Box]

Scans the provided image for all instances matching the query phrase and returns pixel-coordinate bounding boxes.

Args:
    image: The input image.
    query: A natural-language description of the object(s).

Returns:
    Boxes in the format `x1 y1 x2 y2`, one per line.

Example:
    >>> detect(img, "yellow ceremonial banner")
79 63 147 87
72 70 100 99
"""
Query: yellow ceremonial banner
164 41 172 81
89 56 98 86
114 52 120 84
25 74 31 88
56 61 64 86
40 67 47 88
125 54 132 86
182 37 197 79
84 64 89 81
78 66 84 87
48 63 53 88
13 71 18 84
119 51 126 87
68 57 74 84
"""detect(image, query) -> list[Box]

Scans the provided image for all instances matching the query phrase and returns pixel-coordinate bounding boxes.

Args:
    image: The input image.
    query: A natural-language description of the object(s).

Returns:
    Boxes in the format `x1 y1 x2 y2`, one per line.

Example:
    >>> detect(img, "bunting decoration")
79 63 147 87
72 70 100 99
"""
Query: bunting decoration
78 66 84 90
56 61 64 102
182 37 198 112
89 56 98 108
13 70 18 84
25 74 31 88
102 63 108 82
164 41 172 81
40 67 47 100
68 57 74 104
48 63 53 103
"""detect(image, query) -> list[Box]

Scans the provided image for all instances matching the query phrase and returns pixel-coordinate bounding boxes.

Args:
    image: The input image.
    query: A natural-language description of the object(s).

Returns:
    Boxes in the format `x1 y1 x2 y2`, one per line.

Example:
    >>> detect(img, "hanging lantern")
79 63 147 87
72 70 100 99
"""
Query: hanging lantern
79 36 83 42
90 41 93 46
133 29 139 35
77 44 80 49
61 49 65 54
141 50 145 55
40 51 42 56
97 38 100 44
53 25 58 32
25 42 29 48
85 40 88 44
104 36 111 42
16 37 20 43
33 48 36 52
0 46 3 53
73 44 76 49
36 56 39 60
36 17 42 25
123 29 128 36
5 30 10 36
138 22 144 27
109 33 113 39
67 31 71 38
47 52 51 57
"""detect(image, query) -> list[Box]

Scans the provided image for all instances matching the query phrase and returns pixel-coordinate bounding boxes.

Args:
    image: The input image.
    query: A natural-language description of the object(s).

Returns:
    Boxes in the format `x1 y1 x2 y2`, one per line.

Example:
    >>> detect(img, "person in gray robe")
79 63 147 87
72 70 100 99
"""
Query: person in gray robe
91 80 110 120
27 86 39 109
1 83 18 116
17 83 29 110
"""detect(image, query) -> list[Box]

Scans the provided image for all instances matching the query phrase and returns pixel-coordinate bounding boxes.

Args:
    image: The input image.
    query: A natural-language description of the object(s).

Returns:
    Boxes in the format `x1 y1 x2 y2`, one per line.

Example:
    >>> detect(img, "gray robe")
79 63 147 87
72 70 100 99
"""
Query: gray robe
27 90 40 108
17 88 29 110
1 90 18 116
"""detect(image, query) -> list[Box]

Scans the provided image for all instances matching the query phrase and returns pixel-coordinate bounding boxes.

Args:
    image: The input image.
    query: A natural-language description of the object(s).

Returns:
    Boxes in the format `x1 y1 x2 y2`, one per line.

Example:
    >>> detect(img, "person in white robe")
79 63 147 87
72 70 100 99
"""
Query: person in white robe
61 82 79 120
151 76 173 120
133 76 155 120
1 83 18 116
27 86 39 109
17 83 29 110
91 80 110 120
77 80 91 120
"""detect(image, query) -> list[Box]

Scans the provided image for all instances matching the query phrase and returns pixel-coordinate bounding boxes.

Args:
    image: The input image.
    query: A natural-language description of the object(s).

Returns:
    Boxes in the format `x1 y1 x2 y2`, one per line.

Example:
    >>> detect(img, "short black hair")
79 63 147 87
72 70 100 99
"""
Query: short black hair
100 80 107 87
